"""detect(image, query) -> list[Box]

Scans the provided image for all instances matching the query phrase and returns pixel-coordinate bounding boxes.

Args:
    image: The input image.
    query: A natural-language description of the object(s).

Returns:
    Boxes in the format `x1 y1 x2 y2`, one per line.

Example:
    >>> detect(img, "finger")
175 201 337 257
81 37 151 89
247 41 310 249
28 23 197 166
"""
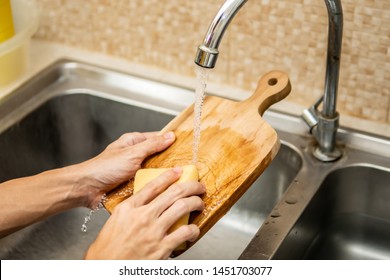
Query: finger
163 224 200 254
158 196 204 233
131 168 182 207
149 181 206 217
142 131 160 139
107 132 147 150
131 131 160 144
107 131 162 150
132 132 176 158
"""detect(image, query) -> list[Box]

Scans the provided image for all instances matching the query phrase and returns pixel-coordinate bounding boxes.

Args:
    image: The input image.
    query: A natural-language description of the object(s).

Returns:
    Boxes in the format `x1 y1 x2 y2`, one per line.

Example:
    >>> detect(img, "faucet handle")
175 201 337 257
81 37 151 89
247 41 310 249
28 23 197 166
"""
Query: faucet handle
240 70 291 116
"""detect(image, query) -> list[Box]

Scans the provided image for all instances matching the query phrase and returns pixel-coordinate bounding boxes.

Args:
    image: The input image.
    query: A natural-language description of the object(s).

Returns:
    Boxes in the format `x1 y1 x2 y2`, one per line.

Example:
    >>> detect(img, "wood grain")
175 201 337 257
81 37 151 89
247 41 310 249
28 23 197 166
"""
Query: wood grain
103 70 291 255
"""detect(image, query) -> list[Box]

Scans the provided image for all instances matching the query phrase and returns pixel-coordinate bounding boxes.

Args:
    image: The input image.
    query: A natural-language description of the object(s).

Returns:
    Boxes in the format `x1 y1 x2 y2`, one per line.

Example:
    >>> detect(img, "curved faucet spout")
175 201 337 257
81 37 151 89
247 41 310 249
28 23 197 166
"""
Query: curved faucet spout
194 0 344 162
194 0 248 69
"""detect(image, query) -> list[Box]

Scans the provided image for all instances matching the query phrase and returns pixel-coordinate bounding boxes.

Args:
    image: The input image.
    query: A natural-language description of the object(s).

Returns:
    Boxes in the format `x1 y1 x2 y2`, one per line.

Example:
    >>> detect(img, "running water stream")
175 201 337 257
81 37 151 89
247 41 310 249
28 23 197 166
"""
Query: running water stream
192 65 211 165
81 195 106 233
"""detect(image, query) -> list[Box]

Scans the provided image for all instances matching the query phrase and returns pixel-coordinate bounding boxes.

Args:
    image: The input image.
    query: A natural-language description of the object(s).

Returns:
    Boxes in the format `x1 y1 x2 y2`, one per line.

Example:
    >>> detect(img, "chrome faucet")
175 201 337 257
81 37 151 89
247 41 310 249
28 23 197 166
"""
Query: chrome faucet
195 0 343 162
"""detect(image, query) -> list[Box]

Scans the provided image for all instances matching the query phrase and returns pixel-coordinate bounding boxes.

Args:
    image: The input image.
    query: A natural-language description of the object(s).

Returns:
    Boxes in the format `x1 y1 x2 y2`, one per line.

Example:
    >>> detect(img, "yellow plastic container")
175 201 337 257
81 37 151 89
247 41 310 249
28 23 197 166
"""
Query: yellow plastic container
0 0 15 42
0 0 39 87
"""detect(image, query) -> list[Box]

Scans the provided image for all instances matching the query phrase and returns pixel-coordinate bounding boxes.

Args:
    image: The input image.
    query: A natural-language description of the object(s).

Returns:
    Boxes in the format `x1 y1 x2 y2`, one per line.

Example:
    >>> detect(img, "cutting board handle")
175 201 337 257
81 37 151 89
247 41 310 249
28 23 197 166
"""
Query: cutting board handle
241 70 291 116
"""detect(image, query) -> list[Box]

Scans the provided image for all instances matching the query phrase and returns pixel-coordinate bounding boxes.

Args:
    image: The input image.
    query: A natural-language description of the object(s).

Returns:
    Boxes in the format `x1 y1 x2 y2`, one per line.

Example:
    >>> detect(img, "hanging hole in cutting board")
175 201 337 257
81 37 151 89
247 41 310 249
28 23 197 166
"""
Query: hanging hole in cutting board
268 78 278 86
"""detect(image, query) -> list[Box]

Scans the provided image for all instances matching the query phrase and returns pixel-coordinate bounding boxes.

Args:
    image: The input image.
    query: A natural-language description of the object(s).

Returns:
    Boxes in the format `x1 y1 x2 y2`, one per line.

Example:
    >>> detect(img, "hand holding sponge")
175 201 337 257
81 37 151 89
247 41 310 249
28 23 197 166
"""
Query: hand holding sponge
134 165 199 252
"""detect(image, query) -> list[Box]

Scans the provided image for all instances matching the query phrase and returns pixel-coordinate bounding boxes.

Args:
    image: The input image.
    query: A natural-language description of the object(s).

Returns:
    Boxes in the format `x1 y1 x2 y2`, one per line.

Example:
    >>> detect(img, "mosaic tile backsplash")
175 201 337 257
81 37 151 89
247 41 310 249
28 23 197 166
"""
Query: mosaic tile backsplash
35 0 390 124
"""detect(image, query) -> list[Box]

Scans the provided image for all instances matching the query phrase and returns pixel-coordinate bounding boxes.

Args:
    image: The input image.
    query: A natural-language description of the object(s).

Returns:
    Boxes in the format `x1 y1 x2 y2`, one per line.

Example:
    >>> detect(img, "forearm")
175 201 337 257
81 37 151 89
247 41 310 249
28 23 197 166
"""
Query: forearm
0 164 93 237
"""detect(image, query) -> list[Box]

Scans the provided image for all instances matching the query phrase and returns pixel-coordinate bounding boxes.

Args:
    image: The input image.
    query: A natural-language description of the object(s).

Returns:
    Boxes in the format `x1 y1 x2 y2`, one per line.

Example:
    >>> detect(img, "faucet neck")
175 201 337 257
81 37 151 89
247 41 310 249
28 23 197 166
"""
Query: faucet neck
323 0 343 118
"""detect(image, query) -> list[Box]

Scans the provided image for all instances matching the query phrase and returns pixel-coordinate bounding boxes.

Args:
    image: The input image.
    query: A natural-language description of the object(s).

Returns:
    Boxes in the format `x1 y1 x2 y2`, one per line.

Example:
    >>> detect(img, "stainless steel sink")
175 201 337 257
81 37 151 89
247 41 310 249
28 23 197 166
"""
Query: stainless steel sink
271 166 390 260
1 60 389 260
0 94 172 259
241 130 390 260
0 60 301 259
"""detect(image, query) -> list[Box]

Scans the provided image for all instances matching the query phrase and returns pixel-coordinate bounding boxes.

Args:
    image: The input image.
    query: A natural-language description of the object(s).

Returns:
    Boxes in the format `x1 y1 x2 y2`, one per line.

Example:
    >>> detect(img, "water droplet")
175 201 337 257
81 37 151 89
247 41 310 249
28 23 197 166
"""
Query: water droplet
80 194 106 233
285 197 298 204
81 224 87 233
81 210 93 233
270 211 281 218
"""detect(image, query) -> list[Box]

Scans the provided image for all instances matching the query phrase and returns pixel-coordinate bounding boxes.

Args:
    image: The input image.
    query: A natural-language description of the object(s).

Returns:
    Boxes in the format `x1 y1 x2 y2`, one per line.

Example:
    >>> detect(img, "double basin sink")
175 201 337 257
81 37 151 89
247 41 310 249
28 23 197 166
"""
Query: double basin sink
0 60 389 259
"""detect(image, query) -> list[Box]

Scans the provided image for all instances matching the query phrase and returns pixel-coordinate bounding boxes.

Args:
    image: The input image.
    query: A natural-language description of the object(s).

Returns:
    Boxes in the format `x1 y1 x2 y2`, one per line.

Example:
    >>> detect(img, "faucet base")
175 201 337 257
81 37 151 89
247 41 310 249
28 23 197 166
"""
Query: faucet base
313 145 342 162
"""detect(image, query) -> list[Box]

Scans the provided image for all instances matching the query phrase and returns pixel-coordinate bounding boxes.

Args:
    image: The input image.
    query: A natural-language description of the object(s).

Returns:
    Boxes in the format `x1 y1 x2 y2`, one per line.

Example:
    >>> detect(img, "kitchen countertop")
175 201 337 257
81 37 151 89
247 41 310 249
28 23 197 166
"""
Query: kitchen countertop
1 39 389 138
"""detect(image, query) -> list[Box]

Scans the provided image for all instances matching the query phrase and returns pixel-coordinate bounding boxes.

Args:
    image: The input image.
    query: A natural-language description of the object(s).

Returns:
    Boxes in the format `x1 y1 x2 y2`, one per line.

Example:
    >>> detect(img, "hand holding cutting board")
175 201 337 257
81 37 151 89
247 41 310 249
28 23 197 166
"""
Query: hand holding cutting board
104 70 291 256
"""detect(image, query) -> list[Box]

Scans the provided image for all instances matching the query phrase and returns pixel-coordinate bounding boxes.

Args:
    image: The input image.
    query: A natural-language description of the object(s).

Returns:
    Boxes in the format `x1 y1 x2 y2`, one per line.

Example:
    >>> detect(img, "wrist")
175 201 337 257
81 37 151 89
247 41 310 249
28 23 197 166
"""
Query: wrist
66 162 108 209
57 164 101 209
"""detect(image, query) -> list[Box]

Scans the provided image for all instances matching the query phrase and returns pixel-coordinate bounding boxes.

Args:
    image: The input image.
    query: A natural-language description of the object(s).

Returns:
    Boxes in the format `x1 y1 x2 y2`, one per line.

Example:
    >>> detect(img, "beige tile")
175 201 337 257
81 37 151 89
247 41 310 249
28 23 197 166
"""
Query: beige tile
34 0 390 124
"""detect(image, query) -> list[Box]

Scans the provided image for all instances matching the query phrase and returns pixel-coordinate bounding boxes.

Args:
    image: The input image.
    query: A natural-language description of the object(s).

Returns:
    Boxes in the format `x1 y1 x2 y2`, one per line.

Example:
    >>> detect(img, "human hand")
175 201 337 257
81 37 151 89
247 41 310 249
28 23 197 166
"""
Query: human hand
77 131 176 208
85 167 205 260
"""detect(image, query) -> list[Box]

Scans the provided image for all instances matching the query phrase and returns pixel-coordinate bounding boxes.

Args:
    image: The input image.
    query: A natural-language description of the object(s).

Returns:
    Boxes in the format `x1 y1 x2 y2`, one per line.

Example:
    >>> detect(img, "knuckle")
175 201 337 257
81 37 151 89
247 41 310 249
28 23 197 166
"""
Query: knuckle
131 132 143 138
193 182 205 195
144 179 161 193
195 196 205 210
156 247 171 260
132 149 146 160
174 198 189 213
123 132 144 145
172 183 187 197
189 181 202 192
159 169 176 182
114 199 133 214
134 207 155 226
182 224 199 240
137 144 155 158
119 133 133 142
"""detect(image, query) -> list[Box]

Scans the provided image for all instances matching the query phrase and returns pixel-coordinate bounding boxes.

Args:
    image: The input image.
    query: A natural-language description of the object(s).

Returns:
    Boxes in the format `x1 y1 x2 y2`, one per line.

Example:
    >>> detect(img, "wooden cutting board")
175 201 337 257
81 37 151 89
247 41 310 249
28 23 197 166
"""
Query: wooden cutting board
103 70 291 254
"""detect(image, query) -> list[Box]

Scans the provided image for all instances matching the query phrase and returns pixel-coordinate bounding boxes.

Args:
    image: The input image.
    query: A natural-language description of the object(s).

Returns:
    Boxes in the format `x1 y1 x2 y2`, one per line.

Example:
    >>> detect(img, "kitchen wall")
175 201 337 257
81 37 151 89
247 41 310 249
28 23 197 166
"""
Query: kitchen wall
35 0 390 125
